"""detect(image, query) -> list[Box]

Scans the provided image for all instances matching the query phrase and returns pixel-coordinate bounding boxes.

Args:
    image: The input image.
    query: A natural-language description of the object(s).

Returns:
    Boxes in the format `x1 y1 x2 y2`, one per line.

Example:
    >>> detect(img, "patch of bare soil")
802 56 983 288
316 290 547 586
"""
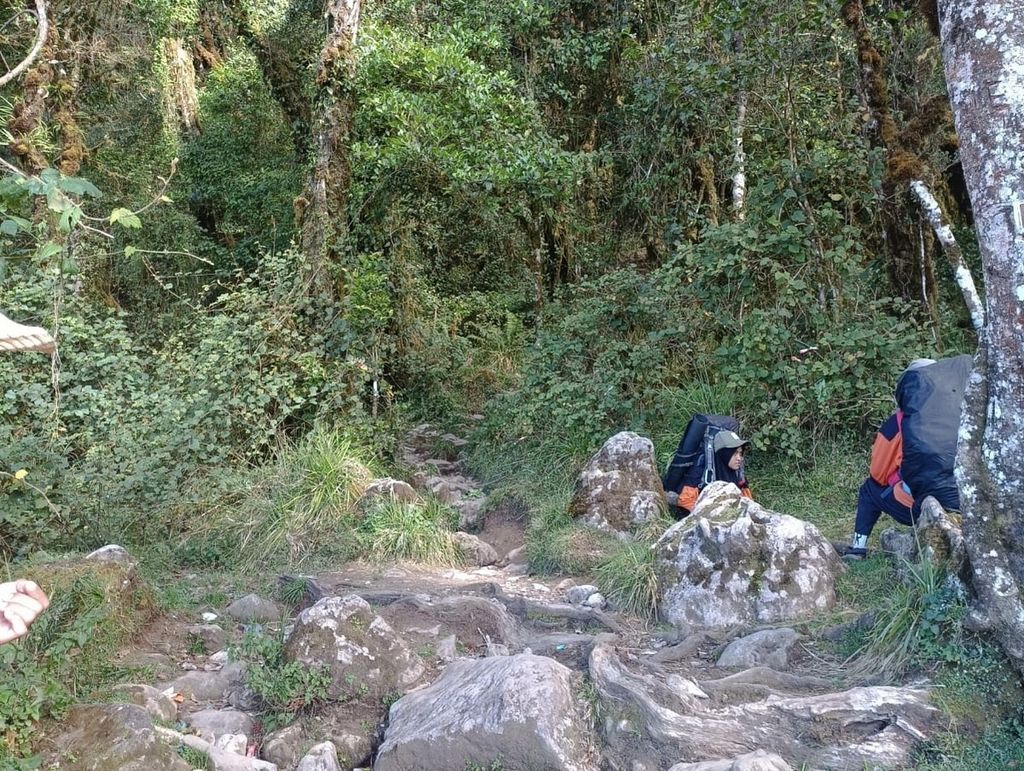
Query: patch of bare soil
475 495 528 560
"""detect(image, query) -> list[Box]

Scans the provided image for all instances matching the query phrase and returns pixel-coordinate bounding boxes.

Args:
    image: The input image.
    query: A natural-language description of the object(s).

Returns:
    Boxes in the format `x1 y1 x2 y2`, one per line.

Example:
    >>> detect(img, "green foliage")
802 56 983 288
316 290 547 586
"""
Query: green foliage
357 498 462 566
525 506 619 576
177 744 213 770
179 428 376 570
230 630 331 729
913 640 1024 769
847 557 967 681
177 43 299 261
595 540 661 623
0 561 153 760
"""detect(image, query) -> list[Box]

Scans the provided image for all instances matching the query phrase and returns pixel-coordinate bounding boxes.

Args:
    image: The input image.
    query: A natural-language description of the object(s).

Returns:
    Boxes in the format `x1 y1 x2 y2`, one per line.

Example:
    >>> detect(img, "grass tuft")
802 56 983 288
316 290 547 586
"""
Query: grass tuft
846 555 965 681
595 540 660 623
357 498 462 566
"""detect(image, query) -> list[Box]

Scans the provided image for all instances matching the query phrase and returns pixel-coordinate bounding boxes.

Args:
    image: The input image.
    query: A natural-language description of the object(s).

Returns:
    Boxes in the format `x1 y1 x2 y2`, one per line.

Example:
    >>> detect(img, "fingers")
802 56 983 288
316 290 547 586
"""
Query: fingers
0 579 50 644
0 608 29 644
4 591 45 619
13 580 49 610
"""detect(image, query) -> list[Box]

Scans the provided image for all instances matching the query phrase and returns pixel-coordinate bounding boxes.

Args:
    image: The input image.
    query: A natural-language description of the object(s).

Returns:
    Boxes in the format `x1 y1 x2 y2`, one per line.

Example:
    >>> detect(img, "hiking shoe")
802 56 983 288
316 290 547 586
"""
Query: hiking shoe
831 541 868 561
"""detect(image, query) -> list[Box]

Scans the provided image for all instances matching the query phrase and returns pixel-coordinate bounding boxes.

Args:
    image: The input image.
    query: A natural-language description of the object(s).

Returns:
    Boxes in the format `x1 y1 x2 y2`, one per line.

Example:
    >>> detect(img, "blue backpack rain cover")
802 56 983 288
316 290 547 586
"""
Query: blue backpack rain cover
895 354 972 512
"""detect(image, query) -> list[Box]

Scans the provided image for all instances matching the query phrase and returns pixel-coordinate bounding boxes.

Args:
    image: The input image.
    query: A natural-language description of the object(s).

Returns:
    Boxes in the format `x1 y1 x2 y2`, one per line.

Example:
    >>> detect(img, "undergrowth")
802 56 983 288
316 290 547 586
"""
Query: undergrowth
595 540 661 623
0 560 153 764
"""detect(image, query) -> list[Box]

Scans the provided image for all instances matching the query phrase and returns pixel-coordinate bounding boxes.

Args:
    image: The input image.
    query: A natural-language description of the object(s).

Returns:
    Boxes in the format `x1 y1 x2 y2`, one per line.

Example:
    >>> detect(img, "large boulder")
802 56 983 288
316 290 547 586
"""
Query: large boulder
657 483 844 633
569 431 667 534
49 703 192 771
284 595 425 701
375 654 598 771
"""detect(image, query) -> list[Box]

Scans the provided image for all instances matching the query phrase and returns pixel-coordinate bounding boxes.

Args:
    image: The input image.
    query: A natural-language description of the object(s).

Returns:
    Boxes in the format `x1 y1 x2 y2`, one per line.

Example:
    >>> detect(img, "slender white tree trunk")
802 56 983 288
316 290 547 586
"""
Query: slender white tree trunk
732 91 747 220
909 180 985 332
939 0 1024 671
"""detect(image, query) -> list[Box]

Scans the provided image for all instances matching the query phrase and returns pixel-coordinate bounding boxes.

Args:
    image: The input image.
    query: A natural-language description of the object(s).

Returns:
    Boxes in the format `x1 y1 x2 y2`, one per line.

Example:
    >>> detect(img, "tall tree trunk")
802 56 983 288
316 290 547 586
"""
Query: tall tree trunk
298 0 361 295
939 0 1024 673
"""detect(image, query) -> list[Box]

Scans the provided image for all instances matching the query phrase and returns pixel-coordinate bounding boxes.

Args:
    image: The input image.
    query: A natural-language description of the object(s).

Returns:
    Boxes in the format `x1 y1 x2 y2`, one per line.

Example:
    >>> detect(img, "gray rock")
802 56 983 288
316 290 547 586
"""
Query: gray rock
186 623 227 653
669 750 794 771
296 741 342 771
361 478 420 506
567 585 599 605
716 629 802 671
261 724 303 769
85 544 134 563
454 497 487 531
161 728 277 771
112 683 178 723
285 595 425 701
568 432 668 534
375 654 598 771
437 634 458 662
452 532 498 566
503 545 526 567
657 483 844 632
214 734 248 755
225 594 282 623
53 703 191 771
166 662 250 707
583 593 607 609
187 708 254 743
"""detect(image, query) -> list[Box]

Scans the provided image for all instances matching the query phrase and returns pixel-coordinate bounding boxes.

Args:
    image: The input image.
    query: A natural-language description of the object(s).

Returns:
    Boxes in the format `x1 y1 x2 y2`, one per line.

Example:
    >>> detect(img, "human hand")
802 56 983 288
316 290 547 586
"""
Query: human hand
0 579 50 644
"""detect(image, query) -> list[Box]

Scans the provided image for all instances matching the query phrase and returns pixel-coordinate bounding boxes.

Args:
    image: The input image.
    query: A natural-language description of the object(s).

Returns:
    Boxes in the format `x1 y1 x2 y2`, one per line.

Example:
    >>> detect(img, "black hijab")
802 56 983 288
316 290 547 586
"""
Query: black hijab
713 446 748 489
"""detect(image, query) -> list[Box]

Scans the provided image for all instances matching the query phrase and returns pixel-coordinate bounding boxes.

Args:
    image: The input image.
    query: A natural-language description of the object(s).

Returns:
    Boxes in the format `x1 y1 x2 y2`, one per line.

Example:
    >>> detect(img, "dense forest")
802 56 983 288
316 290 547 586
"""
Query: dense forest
0 0 977 549
3 0 1023 768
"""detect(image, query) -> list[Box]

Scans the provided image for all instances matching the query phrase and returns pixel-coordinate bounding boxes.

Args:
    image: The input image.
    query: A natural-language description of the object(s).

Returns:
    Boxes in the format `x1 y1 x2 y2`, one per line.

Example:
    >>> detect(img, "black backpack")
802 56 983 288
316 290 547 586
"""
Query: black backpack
662 413 741 495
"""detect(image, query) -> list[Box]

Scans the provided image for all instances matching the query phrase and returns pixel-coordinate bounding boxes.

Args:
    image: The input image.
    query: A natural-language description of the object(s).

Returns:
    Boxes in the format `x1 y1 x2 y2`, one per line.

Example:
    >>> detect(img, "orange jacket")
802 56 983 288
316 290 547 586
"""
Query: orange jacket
869 411 914 508
678 483 753 513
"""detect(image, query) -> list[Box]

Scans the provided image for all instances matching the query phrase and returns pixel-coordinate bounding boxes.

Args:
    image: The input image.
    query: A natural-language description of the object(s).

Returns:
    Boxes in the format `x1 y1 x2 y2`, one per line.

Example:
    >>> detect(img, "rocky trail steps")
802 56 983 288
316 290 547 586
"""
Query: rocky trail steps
33 428 959 771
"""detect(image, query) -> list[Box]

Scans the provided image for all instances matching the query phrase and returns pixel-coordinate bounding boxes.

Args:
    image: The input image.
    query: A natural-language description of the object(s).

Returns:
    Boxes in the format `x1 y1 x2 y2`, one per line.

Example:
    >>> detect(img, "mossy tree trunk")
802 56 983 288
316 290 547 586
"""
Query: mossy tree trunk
298 0 361 296
939 0 1024 675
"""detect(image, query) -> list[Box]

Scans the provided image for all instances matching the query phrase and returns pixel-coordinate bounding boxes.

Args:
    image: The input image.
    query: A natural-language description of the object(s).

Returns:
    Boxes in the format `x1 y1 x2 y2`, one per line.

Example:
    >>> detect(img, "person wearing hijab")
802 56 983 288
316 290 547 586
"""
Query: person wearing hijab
836 358 936 561
677 430 753 513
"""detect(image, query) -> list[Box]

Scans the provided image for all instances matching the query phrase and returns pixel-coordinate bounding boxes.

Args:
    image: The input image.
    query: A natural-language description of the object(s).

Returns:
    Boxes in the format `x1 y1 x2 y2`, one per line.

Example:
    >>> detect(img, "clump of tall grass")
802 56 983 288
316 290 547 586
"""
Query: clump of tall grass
180 428 377 568
357 498 462 566
846 555 966 681
596 540 661 623
524 504 619 576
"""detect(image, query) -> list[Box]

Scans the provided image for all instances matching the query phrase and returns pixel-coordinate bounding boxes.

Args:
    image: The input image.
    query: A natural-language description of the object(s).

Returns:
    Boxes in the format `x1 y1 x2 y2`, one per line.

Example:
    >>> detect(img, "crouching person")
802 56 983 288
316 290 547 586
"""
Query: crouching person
677 430 754 514
837 358 935 560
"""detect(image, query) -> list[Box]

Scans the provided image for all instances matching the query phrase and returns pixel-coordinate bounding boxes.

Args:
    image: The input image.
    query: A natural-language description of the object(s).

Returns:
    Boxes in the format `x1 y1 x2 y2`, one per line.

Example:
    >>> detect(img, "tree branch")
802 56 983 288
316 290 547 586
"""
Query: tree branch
0 0 49 89
909 179 985 332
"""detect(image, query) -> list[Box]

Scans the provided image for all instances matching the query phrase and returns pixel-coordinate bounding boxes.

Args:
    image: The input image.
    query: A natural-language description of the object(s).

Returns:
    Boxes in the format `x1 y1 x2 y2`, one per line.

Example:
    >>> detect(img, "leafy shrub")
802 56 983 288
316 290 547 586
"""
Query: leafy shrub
230 630 331 730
